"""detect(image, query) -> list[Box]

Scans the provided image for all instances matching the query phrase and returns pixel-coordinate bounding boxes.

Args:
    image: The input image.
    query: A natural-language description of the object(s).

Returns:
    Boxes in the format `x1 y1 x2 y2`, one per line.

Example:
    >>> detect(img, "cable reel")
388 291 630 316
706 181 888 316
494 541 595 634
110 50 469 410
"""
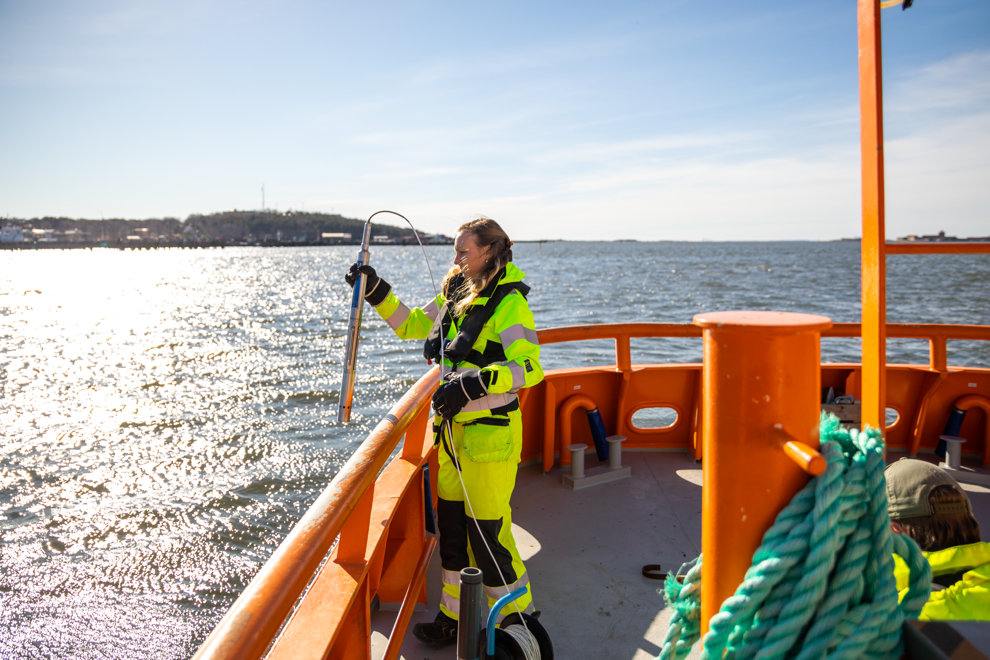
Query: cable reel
481 612 553 660
459 569 553 660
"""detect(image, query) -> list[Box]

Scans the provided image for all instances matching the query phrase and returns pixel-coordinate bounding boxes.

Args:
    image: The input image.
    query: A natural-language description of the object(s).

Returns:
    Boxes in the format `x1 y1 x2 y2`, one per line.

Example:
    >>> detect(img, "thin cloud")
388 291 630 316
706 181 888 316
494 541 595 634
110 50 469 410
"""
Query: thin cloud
887 49 990 115
532 132 762 166
76 6 170 37
403 32 634 89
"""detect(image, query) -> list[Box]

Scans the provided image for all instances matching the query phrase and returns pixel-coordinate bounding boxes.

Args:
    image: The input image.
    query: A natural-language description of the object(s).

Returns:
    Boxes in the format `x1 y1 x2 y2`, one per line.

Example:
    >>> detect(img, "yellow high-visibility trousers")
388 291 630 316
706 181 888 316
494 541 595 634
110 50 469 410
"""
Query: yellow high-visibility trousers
435 409 533 621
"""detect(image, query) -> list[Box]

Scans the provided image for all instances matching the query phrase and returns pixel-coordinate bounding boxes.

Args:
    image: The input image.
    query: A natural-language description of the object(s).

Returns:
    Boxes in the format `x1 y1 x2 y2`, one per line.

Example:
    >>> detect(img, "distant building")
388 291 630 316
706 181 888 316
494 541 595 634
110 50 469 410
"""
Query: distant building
897 230 955 242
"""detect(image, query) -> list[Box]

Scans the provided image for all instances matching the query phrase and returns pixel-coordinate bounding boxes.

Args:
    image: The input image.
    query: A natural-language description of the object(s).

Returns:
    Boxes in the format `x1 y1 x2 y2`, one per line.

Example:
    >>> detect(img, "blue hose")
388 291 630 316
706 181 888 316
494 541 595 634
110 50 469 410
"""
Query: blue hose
587 407 609 461
486 586 528 657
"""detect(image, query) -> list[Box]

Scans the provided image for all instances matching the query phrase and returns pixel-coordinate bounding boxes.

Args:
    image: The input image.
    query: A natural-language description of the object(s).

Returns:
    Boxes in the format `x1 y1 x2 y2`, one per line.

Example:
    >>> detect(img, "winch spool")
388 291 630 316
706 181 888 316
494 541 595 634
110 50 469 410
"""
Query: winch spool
458 571 553 660
484 612 553 660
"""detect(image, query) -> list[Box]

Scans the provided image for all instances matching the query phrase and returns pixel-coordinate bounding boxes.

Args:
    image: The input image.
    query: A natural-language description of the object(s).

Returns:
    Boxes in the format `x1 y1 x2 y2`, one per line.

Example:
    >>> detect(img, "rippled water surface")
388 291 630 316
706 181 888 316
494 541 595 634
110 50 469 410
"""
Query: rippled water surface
1 242 988 658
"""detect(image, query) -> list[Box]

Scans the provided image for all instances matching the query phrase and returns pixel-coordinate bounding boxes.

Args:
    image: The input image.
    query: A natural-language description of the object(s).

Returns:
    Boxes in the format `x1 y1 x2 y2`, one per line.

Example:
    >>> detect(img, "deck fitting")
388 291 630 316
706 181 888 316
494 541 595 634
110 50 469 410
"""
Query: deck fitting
562 436 631 490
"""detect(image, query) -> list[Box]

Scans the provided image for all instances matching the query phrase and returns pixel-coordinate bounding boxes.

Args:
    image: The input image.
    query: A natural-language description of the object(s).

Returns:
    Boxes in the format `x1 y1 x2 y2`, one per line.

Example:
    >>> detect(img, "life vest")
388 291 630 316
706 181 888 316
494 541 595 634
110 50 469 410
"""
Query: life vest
423 268 530 367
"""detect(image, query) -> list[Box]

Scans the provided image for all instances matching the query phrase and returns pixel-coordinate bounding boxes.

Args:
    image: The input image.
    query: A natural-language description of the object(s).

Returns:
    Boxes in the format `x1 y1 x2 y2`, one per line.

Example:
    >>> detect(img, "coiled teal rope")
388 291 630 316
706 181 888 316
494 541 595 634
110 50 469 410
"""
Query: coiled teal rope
658 415 933 659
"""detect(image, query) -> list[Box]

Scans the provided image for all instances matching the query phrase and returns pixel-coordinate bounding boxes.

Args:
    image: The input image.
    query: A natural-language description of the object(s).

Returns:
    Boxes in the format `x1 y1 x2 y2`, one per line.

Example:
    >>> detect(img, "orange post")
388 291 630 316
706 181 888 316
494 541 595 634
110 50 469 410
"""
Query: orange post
694 311 832 633
859 0 887 431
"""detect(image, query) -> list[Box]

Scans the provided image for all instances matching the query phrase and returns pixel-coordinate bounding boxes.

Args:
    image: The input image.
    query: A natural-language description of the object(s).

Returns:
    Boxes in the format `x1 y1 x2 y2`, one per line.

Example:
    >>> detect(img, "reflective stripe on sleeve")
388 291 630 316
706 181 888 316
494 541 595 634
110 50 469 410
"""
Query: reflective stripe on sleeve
499 323 539 349
461 392 517 414
423 298 440 321
384 302 412 332
506 362 527 392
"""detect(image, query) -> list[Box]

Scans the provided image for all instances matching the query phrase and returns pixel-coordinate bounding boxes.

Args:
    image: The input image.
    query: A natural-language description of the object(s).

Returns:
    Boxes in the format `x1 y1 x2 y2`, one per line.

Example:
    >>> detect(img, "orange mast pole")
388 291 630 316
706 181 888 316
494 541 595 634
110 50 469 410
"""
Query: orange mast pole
858 0 887 431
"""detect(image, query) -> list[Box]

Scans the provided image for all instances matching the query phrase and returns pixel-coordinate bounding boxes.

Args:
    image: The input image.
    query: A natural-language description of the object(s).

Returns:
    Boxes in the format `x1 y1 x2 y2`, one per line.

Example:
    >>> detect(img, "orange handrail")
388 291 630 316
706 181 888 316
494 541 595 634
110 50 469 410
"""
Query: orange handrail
538 322 702 346
538 322 990 371
193 367 440 660
828 323 990 372
886 242 990 255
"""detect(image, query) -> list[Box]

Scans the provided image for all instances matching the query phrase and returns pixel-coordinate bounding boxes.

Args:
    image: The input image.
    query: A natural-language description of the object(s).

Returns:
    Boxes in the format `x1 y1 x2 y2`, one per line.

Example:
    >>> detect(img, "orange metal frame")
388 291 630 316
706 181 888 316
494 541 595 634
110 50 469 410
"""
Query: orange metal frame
859 0 887 432
531 323 990 469
192 322 988 659
856 0 990 431
887 243 990 255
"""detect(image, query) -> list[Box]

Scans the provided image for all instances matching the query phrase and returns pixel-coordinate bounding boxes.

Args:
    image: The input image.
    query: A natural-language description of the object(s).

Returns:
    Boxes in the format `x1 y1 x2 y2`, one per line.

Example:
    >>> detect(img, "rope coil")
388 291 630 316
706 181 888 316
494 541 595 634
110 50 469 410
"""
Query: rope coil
659 415 932 659
499 623 542 659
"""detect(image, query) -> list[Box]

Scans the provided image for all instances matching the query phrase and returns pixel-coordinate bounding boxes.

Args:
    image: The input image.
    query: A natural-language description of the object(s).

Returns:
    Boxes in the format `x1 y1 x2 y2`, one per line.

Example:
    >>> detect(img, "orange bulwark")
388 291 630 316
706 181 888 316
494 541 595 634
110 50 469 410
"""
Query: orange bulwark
192 321 989 658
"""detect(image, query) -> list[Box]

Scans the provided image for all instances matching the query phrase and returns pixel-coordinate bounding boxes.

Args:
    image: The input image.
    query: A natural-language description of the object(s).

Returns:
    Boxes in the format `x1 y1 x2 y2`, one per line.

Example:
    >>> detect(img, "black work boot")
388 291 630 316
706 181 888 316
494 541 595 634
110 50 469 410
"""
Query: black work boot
413 611 458 646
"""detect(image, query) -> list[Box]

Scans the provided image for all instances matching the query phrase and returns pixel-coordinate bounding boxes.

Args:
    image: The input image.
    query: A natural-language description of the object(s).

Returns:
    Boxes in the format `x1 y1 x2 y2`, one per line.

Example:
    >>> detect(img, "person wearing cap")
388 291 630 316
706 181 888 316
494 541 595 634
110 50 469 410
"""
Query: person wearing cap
886 458 990 620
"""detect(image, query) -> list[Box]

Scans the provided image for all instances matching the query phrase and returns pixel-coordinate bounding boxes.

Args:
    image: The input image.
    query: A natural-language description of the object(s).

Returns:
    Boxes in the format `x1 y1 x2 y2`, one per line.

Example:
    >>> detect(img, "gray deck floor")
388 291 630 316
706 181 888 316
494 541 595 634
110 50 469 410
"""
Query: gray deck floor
371 450 990 659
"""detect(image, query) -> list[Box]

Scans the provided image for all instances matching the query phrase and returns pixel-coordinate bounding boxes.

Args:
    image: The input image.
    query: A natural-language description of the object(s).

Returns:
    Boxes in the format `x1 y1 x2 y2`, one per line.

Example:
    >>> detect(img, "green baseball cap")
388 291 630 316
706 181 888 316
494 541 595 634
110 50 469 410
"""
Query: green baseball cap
885 458 972 520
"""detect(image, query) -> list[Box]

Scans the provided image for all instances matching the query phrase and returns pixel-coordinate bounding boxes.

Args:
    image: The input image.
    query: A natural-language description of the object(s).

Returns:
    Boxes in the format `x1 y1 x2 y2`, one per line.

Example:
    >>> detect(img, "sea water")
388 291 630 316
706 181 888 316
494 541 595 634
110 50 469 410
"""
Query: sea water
1 242 988 658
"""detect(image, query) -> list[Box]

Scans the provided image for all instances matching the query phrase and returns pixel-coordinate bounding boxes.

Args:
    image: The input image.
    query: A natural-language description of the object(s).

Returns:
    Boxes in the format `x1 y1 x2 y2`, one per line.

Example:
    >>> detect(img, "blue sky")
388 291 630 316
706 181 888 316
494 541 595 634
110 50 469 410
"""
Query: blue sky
1 1 988 241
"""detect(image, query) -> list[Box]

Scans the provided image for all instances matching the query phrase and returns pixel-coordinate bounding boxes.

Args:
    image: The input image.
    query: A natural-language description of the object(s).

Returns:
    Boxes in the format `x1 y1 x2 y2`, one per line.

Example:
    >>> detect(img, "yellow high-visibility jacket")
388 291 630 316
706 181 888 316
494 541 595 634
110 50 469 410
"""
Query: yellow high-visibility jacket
371 262 543 421
895 541 990 620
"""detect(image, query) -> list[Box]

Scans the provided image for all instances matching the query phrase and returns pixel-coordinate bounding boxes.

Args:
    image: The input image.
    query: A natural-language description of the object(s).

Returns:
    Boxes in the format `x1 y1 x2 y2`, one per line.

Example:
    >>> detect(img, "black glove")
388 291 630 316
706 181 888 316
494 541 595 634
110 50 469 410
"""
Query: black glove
344 263 390 305
432 369 492 419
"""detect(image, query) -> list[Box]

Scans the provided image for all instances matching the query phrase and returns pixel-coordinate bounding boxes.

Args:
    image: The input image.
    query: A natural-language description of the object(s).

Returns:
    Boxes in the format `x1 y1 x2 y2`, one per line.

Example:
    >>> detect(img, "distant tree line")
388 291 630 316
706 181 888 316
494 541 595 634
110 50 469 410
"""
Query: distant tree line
1 211 450 247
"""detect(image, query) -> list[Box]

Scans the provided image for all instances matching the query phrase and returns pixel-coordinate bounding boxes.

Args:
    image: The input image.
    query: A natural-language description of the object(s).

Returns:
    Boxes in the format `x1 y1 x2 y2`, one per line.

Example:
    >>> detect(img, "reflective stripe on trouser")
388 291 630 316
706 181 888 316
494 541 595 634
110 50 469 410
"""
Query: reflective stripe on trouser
440 567 535 623
435 410 533 621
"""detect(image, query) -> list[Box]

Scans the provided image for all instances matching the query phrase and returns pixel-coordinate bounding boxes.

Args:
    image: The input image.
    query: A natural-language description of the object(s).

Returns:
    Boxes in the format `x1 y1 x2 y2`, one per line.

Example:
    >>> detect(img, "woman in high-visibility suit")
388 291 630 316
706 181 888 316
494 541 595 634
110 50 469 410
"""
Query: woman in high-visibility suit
345 217 543 647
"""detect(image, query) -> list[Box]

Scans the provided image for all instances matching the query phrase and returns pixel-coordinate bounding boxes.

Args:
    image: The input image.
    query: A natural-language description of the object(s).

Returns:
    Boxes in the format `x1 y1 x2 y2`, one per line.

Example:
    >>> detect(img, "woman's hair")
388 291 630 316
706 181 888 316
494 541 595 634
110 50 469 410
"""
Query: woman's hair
894 484 982 551
442 218 513 316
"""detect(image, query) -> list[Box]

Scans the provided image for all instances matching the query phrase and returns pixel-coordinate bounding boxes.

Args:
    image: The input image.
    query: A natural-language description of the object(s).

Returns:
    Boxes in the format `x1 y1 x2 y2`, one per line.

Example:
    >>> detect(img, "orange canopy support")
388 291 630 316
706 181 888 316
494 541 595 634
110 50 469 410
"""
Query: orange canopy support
859 0 887 432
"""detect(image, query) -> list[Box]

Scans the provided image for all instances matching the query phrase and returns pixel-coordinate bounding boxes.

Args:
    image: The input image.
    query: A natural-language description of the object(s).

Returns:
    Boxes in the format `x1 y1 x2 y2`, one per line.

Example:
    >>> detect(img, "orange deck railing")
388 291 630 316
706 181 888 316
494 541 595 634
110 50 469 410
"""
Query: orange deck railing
193 366 440 660
193 321 989 659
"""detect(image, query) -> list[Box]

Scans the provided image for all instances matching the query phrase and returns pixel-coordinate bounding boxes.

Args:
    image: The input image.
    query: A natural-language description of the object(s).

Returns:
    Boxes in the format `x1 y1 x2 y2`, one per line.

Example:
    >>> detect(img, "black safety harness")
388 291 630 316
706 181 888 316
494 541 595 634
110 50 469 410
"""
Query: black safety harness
423 268 529 368
426 268 530 464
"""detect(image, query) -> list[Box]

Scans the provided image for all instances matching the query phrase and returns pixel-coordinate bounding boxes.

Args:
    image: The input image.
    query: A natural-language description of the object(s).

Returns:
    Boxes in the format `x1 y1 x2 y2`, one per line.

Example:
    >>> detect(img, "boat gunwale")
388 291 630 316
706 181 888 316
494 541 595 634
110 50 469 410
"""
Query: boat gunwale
193 366 440 659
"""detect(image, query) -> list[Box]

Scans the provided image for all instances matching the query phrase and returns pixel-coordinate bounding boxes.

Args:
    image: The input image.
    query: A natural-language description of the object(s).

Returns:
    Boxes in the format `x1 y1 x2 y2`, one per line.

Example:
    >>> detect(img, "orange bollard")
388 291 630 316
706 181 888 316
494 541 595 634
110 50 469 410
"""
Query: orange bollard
693 311 832 634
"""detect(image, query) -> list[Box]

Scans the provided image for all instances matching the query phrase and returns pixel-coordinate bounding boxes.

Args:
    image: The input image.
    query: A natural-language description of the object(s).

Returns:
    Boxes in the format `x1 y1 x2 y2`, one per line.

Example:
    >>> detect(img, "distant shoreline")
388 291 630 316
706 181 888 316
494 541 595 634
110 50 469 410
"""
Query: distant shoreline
5 237 990 251
0 239 443 250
